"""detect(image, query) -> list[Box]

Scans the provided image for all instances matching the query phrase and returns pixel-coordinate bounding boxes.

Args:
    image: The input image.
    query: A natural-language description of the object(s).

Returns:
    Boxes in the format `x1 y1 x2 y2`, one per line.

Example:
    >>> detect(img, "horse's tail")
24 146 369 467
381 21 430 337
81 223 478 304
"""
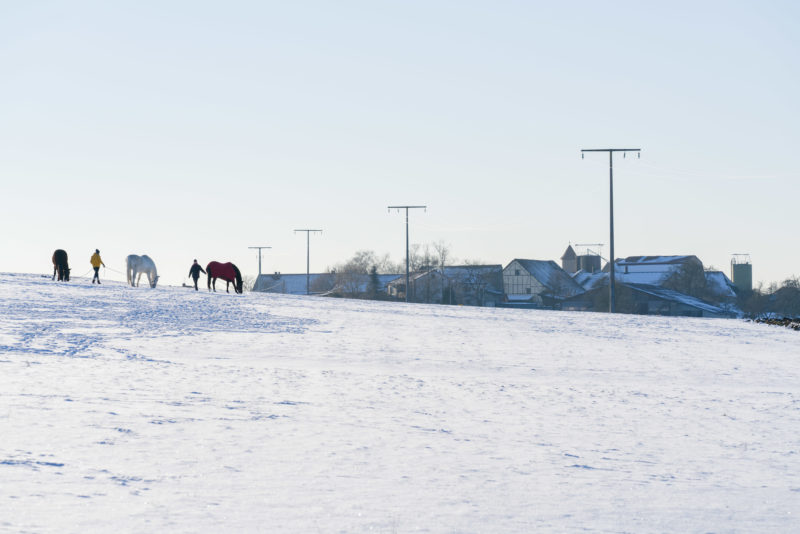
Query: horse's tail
126 256 132 285
232 264 243 294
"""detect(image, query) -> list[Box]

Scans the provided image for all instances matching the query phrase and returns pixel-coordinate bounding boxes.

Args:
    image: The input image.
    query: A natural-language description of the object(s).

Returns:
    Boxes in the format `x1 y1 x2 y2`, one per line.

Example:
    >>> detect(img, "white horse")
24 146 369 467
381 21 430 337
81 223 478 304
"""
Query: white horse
126 254 159 288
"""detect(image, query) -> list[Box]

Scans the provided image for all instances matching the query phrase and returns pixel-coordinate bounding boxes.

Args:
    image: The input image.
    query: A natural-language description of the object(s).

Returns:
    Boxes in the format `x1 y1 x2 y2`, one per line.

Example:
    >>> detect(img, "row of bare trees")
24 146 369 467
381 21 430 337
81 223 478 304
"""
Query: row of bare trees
310 241 494 300
739 276 800 318
662 264 800 318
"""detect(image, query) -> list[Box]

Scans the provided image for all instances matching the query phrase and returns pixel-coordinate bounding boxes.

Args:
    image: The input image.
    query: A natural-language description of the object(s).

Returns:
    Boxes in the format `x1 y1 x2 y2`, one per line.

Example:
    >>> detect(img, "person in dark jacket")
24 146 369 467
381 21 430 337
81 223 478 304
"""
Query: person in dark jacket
188 259 206 291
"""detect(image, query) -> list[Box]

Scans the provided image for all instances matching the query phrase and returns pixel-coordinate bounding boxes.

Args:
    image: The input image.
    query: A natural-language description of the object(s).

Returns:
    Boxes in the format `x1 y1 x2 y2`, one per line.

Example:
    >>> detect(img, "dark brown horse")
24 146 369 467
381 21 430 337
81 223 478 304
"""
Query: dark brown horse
206 261 243 294
52 249 70 281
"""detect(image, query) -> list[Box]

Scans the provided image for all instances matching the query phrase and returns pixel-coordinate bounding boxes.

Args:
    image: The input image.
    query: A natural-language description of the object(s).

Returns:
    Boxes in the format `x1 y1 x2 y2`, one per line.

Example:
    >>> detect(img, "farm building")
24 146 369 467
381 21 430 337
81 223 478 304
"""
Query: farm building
386 265 504 307
502 259 584 307
561 280 732 318
253 272 399 297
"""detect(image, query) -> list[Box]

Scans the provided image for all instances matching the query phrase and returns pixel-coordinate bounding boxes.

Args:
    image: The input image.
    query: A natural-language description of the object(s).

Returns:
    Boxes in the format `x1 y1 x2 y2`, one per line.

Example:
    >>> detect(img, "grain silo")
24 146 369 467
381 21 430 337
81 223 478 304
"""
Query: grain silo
730 254 752 292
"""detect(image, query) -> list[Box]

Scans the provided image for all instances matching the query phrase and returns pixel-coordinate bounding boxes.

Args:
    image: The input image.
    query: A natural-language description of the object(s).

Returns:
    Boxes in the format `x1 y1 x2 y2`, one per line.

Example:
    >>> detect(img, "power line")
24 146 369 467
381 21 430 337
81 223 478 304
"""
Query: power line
581 148 640 313
388 205 426 303
248 246 271 277
294 229 322 295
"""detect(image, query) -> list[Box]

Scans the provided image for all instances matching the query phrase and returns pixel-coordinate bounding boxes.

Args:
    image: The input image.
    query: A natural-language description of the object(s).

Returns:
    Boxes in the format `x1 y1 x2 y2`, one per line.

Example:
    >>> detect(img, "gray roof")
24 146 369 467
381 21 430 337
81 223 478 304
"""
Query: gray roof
442 264 502 277
561 245 577 260
565 277 729 316
704 271 737 298
511 259 585 296
625 283 726 315
617 255 699 266
572 270 607 291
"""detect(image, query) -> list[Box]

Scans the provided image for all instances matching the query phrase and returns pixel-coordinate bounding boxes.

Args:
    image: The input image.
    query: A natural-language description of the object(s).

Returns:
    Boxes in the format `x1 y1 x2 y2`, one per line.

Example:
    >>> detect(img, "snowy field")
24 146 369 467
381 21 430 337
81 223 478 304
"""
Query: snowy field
1 272 799 533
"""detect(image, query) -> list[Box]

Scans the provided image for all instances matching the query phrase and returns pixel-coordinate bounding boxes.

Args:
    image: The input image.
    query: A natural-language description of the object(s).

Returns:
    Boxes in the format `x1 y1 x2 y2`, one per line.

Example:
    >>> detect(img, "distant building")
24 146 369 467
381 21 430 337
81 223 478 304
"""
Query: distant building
253 272 399 297
568 254 740 316
562 245 604 274
503 259 584 307
253 272 331 294
562 279 732 318
731 255 753 292
387 265 504 306
610 255 703 283
577 254 602 273
561 245 578 273
704 270 738 302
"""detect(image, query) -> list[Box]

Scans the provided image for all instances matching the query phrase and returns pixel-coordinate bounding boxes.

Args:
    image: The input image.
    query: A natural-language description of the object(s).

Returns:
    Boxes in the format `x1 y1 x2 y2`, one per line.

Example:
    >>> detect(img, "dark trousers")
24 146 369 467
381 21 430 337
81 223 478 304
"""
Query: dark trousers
92 267 100 283
192 275 200 290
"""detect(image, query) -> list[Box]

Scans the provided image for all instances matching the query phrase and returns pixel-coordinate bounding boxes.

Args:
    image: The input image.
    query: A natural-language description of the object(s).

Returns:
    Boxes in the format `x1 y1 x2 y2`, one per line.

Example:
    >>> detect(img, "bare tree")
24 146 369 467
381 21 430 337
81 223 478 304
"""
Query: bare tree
773 276 800 317
310 273 335 294
242 275 257 292
335 271 368 298
663 262 707 299
432 240 454 270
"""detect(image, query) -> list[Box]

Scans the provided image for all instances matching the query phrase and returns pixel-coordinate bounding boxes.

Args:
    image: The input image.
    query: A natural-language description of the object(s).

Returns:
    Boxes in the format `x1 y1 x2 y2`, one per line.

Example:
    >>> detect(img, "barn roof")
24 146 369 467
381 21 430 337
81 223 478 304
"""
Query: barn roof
572 270 607 291
625 283 726 315
561 245 577 260
704 271 738 298
617 255 699 266
510 259 585 296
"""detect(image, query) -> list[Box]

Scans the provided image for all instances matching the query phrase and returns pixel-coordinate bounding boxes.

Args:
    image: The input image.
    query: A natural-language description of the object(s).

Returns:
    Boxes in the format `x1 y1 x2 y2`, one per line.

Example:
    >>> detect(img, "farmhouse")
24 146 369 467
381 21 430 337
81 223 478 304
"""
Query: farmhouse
503 259 584 307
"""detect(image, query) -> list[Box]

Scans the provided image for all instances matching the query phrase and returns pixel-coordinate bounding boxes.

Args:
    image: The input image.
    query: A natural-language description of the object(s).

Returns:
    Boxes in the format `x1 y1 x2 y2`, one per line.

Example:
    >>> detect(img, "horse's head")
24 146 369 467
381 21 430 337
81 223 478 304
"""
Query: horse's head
151 275 159 288
232 264 243 294
65 268 71 282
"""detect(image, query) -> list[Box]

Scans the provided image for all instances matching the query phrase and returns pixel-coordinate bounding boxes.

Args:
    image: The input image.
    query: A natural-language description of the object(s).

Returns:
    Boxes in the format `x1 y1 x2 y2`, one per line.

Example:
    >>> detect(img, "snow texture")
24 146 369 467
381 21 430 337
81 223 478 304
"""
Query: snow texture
2 272 799 532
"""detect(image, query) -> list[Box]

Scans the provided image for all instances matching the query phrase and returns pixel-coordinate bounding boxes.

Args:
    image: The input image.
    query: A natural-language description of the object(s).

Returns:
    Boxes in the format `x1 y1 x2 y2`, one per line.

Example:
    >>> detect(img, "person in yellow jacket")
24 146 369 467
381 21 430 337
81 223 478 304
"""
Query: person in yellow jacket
90 249 105 284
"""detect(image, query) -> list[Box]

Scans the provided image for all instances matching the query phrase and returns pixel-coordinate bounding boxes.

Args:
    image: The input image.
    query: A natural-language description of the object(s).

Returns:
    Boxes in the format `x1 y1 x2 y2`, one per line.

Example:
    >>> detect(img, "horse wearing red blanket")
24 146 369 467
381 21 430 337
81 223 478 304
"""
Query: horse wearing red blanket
206 261 243 294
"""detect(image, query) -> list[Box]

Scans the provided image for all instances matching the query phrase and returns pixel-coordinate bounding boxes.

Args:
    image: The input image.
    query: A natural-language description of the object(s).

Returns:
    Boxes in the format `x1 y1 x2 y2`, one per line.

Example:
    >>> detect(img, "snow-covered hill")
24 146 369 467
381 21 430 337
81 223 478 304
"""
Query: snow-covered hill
2 272 799 532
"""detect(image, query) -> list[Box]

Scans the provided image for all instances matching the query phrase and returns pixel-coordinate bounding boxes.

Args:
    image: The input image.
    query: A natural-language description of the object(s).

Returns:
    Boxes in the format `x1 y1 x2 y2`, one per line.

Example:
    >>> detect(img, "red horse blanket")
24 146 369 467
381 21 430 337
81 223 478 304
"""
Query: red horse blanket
206 261 237 281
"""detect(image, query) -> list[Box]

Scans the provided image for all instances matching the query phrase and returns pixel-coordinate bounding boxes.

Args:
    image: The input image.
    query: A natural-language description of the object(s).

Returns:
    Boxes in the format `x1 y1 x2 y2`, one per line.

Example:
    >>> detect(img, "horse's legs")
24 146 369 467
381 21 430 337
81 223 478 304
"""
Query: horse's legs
226 280 230 293
53 265 57 281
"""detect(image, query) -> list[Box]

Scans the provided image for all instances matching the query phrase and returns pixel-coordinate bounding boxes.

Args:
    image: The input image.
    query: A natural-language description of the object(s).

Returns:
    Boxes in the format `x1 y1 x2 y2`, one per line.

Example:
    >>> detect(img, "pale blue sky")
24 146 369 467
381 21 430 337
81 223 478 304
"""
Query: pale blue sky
1 1 797 286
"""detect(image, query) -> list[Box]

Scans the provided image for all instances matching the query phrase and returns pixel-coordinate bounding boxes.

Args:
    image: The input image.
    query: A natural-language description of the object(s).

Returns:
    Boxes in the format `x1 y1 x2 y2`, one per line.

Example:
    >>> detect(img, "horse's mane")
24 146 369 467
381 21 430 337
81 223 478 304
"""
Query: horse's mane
232 264 243 293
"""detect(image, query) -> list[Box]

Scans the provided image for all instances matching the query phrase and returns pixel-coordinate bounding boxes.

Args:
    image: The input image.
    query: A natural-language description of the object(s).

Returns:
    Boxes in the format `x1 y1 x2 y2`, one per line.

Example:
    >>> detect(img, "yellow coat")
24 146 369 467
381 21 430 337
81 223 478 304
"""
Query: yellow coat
90 253 104 268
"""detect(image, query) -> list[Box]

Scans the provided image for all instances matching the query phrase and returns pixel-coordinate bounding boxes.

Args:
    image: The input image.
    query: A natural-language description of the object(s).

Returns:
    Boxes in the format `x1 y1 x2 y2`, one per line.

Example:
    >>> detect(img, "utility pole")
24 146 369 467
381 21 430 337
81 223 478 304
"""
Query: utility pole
581 148 640 313
294 229 322 295
248 246 272 277
388 205 426 303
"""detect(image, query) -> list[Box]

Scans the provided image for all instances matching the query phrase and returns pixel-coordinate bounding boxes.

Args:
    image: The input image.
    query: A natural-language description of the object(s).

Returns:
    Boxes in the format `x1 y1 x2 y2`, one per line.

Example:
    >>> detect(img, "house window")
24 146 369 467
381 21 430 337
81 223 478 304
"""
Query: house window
515 269 521 276
526 287 531 294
